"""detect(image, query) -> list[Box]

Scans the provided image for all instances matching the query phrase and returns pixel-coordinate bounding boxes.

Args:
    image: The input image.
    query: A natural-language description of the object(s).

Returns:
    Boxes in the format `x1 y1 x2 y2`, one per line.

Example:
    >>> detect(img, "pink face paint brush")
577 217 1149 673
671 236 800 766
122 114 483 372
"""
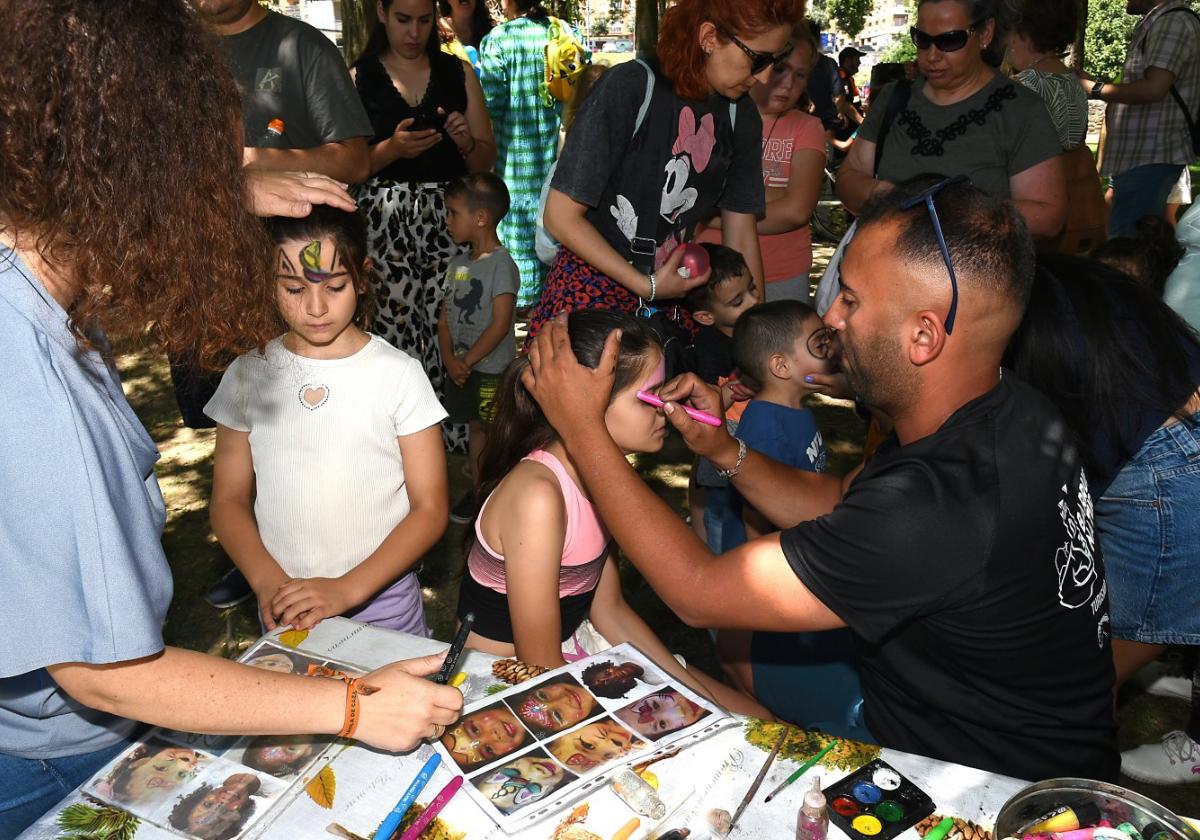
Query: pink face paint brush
636 390 723 427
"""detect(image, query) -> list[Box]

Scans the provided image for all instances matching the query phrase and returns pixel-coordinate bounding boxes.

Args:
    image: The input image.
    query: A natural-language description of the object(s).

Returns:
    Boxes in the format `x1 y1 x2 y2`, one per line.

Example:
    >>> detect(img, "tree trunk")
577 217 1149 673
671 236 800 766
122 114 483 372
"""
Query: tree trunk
1068 0 1087 70
341 0 373 64
636 0 659 59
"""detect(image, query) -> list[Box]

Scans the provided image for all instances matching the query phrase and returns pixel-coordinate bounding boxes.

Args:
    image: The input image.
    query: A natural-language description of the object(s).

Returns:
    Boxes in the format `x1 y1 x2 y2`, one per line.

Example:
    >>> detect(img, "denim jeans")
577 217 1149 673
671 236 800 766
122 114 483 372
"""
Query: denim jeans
1109 163 1186 237
0 737 133 837
1097 412 1200 645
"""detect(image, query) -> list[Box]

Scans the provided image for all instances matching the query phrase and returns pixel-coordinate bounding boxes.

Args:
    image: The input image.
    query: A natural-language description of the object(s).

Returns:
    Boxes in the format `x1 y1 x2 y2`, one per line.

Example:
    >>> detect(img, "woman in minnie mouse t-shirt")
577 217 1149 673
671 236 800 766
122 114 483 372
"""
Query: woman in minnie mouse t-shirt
526 0 802 337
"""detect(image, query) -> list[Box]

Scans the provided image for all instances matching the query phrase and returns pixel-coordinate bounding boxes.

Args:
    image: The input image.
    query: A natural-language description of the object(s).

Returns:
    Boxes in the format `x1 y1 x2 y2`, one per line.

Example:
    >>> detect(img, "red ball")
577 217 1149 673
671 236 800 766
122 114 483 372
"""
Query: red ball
677 243 710 279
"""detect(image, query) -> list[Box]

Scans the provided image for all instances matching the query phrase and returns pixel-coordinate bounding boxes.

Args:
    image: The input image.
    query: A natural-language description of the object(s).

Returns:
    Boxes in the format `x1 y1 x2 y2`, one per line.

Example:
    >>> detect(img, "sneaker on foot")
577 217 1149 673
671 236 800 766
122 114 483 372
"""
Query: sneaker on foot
1121 730 1200 784
1132 660 1193 702
449 491 478 525
205 567 253 609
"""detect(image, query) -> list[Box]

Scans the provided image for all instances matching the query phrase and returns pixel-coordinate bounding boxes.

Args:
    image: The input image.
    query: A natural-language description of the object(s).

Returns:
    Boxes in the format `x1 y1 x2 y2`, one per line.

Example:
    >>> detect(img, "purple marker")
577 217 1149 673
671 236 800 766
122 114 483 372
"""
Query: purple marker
636 389 723 427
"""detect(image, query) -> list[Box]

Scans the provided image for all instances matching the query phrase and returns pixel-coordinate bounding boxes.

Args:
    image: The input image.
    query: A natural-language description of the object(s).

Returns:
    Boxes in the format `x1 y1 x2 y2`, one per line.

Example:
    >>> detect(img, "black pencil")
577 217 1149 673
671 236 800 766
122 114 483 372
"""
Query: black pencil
434 612 474 684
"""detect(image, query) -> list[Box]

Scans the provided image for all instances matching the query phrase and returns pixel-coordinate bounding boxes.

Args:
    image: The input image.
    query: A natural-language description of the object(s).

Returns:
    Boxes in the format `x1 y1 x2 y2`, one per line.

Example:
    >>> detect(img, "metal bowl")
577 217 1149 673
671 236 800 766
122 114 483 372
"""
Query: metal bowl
995 778 1200 840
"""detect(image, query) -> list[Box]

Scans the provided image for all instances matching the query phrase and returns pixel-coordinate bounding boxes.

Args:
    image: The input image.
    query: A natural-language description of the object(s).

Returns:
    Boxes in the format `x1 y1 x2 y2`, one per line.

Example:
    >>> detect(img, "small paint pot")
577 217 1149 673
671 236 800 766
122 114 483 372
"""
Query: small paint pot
872 767 902 791
876 801 905 823
853 814 884 836
833 796 860 817
853 782 884 805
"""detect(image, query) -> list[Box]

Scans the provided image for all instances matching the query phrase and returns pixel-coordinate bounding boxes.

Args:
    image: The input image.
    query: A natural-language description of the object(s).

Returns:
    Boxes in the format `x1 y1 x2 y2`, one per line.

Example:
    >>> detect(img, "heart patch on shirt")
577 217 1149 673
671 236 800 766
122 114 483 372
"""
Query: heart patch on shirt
298 384 329 410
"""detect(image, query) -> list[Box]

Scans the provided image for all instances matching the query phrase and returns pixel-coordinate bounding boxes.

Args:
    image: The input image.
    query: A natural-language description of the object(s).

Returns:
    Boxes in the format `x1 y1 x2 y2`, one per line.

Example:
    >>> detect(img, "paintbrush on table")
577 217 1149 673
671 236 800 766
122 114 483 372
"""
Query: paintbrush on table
763 740 839 804
729 726 789 832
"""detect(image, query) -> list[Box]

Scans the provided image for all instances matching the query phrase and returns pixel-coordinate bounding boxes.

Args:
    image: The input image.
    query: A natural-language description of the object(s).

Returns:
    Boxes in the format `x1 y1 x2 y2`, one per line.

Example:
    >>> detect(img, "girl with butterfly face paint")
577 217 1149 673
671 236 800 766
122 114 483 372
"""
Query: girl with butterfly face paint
208 206 450 636
472 753 572 814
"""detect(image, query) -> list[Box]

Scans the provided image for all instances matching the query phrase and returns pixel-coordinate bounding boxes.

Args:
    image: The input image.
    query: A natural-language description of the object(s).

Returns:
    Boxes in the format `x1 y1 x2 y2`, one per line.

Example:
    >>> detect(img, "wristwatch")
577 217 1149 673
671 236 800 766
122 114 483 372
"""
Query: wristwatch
1089 79 1105 100
715 437 748 480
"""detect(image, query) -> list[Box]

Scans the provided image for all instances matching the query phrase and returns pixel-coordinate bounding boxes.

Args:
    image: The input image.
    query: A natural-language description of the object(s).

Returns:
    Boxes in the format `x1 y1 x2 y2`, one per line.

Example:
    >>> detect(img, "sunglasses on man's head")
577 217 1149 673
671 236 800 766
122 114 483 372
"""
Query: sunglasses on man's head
909 20 985 53
898 175 970 336
718 27 794 75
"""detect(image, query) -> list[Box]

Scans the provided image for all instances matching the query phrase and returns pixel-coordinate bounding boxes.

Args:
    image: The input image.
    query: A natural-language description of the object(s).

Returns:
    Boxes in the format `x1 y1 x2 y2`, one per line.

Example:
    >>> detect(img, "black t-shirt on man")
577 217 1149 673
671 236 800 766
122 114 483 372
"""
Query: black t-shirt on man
781 375 1118 781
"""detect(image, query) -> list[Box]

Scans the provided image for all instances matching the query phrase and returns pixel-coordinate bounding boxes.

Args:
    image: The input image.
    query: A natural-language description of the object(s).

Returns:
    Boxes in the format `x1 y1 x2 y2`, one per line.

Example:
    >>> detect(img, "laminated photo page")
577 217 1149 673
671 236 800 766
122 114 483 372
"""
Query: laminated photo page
432 642 732 831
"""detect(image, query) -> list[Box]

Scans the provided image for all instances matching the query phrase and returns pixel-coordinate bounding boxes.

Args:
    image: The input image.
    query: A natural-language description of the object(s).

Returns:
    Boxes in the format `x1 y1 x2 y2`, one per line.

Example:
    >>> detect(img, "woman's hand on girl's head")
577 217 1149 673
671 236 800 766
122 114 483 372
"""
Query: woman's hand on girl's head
270 577 357 631
654 244 712 300
356 653 465 752
523 316 620 443
390 118 444 158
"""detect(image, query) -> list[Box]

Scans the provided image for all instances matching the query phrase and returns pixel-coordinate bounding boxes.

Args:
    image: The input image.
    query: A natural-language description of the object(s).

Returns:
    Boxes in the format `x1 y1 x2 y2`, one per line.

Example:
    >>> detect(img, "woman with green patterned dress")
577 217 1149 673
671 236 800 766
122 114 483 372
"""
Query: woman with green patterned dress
480 0 589 307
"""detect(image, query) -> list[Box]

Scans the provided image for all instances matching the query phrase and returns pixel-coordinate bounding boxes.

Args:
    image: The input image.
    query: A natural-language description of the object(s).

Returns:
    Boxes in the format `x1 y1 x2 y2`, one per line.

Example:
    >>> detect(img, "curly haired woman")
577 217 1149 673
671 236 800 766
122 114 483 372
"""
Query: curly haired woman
0 1 462 833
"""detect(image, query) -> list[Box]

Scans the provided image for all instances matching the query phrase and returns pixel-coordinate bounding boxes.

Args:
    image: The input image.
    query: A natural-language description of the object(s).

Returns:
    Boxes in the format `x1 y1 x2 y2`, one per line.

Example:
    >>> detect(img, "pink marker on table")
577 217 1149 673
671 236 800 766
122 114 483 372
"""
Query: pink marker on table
636 389 723 427
396 776 464 840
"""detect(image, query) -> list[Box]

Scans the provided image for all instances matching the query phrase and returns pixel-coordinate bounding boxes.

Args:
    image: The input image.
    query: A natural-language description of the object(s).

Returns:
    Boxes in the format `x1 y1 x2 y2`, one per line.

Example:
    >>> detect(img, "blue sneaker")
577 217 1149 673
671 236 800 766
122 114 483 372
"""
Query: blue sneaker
205 567 253 609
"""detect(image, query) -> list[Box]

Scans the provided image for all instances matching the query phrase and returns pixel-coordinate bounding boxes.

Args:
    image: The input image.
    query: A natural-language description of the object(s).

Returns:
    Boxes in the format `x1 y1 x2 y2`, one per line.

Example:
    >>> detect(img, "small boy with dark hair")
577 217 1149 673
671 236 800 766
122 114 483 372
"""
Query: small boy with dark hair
438 172 520 523
684 243 760 548
684 243 761 385
716 299 866 742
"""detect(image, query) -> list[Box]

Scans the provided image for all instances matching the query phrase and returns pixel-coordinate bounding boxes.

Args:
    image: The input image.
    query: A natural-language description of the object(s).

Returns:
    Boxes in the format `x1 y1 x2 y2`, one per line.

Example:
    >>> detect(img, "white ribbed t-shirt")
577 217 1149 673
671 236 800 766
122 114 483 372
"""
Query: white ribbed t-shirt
204 335 447 579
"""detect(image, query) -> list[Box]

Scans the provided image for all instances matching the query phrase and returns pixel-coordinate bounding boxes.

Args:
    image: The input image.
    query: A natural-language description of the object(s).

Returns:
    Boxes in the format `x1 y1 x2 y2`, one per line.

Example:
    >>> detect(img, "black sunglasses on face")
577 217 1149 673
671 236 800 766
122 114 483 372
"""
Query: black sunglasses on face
898 176 969 336
718 27 794 75
909 20 985 52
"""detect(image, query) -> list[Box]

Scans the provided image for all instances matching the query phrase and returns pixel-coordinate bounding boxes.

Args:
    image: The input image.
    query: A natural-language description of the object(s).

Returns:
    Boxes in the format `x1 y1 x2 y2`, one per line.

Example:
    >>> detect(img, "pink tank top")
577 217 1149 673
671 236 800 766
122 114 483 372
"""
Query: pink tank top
467 449 610 596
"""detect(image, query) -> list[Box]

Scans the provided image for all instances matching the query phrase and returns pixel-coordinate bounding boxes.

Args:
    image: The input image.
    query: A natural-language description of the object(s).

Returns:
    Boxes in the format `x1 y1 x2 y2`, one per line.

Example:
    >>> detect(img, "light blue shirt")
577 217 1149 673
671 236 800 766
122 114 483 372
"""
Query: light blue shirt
0 247 172 759
1164 201 1200 333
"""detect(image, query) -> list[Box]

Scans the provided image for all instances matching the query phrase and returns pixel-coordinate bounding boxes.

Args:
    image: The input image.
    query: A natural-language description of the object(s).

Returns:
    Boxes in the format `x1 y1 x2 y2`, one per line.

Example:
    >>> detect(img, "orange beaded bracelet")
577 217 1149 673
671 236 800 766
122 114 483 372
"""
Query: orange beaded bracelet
306 665 379 739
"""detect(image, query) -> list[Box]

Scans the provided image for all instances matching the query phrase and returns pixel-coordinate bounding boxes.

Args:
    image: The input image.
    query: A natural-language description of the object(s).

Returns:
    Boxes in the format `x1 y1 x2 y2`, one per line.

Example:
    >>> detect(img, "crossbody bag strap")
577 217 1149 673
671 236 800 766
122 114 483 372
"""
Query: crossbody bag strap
873 79 912 176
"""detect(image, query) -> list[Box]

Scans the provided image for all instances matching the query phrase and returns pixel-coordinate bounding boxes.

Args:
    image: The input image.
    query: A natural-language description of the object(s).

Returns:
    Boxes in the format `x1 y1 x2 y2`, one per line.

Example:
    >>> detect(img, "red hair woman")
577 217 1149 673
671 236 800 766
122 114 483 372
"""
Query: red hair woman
527 0 804 338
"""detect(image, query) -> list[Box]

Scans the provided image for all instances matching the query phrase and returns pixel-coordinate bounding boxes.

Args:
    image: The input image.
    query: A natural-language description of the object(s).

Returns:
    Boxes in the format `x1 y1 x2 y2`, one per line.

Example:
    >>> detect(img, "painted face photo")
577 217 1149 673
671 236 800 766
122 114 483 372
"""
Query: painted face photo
469 749 577 815
441 701 532 771
545 717 646 773
504 675 600 738
235 734 327 779
242 646 308 674
615 688 710 740
580 659 649 700
167 772 266 840
89 740 205 808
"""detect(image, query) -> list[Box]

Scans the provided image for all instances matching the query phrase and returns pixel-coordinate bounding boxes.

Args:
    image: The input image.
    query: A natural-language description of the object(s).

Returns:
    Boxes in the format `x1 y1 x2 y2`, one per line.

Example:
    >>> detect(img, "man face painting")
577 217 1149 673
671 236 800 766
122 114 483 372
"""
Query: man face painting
546 720 644 772
245 652 295 674
441 705 529 768
514 681 597 733
244 735 318 777
616 689 707 739
473 755 568 814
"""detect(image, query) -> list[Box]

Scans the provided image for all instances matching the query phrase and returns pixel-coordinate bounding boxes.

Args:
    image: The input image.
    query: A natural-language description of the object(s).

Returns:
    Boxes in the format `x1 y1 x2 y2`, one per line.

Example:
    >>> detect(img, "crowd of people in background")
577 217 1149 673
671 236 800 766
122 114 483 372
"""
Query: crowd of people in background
2 0 1199 833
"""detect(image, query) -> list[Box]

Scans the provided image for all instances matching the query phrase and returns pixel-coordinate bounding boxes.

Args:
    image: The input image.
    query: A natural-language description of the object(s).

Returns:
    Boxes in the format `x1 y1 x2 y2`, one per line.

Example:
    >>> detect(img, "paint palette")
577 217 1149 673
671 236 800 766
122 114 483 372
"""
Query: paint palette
823 759 936 840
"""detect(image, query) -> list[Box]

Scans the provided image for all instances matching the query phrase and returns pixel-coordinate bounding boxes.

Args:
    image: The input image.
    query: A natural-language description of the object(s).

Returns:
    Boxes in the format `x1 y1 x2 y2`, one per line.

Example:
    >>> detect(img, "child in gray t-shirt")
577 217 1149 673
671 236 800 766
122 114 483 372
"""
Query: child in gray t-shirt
437 173 519 522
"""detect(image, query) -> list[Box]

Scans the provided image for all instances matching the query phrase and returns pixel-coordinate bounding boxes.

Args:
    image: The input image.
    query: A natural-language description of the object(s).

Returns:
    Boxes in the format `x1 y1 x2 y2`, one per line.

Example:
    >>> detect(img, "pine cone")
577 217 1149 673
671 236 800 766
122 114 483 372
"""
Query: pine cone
491 658 550 684
916 815 993 840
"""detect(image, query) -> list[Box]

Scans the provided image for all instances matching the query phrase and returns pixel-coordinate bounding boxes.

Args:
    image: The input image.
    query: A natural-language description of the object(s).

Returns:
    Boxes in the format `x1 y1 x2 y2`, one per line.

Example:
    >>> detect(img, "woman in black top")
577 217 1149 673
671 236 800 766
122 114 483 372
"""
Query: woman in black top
353 0 494 451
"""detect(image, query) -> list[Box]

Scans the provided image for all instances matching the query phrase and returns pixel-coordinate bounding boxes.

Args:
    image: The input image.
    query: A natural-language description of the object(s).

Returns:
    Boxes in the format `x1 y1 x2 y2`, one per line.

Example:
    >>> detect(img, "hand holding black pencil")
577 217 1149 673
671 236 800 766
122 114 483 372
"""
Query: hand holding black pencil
434 612 474 684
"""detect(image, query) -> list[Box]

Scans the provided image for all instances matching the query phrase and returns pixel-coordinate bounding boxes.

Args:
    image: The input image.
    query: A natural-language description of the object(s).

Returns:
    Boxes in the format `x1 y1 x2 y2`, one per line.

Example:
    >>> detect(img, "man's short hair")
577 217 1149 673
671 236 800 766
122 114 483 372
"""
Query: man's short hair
684 242 749 312
855 175 1036 311
445 171 511 223
731 299 819 389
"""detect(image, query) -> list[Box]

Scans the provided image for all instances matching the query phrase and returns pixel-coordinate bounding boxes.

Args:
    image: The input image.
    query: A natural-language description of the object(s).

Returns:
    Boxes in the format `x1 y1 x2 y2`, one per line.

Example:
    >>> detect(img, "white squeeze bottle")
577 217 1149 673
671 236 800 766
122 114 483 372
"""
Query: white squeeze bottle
796 776 829 840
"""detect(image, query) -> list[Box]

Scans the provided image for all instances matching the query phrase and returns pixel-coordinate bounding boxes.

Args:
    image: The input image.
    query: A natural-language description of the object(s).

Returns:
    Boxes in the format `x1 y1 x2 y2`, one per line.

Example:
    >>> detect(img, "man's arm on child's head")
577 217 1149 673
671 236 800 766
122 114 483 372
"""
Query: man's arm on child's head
462 292 517 368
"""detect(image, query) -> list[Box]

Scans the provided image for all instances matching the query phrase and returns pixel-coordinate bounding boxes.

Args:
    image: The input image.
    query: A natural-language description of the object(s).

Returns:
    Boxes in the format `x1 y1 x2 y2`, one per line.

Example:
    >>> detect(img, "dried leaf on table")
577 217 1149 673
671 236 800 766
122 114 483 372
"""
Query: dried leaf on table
306 766 337 809
395 802 466 840
279 628 310 649
550 804 602 840
742 719 880 771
